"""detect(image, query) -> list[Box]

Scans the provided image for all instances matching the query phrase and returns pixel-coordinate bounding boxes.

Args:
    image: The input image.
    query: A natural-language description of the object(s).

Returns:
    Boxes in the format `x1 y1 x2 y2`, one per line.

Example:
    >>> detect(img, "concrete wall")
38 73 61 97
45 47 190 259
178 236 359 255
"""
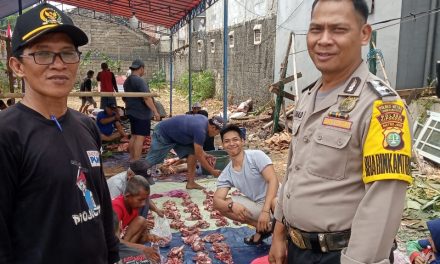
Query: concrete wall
166 16 277 107
274 0 402 103
397 0 440 89
205 0 277 30
68 9 163 84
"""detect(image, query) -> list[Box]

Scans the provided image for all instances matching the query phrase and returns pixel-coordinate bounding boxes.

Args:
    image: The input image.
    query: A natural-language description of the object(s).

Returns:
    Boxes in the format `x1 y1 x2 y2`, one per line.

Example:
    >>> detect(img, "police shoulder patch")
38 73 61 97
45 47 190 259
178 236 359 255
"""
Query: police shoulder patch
362 100 413 184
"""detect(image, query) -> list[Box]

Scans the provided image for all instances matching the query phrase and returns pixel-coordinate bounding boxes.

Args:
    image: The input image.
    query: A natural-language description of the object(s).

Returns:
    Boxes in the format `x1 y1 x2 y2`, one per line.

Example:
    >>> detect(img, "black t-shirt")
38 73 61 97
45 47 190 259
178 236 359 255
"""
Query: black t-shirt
80 77 92 92
0 103 119 263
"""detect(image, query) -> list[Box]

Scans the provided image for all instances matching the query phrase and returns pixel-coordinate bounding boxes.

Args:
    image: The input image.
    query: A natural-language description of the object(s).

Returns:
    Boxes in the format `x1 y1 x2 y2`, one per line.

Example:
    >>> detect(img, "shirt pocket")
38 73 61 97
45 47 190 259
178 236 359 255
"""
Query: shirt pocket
307 128 351 180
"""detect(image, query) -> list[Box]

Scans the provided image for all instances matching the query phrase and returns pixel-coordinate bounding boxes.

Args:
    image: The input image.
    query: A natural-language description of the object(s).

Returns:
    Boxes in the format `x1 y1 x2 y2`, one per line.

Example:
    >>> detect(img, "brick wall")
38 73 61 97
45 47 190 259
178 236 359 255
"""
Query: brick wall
69 9 165 85
167 16 277 108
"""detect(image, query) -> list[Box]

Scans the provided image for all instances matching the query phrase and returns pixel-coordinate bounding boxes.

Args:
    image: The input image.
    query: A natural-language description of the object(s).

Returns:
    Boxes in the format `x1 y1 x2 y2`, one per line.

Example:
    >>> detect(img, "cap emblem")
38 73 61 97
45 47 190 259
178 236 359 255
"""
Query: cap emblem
40 8 62 25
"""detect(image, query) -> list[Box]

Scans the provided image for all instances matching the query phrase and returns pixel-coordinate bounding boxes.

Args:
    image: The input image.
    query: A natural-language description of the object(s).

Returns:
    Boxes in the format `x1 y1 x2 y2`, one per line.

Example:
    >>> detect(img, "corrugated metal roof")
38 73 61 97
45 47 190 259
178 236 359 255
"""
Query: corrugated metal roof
0 0 205 30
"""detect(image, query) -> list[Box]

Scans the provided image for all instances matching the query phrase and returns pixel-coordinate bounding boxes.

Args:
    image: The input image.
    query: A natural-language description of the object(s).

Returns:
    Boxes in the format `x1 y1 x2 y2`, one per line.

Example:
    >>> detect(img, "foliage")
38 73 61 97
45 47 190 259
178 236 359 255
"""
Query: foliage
80 49 121 72
176 70 215 102
0 13 19 29
416 97 437 124
406 176 440 219
149 69 167 90
0 77 9 94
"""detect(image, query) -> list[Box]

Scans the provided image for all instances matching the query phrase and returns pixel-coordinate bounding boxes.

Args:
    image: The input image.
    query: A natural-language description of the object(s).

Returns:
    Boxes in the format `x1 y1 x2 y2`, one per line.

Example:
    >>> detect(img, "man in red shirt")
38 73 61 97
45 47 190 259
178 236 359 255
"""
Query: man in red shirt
112 175 154 243
97 62 118 109
112 175 160 263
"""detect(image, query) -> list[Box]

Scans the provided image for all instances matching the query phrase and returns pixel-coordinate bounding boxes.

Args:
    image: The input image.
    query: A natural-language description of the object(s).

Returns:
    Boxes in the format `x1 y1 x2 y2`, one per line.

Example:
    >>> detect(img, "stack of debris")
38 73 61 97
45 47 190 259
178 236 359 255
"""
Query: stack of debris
264 132 291 151
217 99 254 121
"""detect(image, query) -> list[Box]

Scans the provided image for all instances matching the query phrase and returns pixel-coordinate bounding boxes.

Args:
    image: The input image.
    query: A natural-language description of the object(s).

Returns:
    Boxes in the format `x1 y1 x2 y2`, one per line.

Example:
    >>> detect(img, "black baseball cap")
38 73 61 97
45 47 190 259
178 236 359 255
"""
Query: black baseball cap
12 3 88 56
209 116 226 130
129 59 145 70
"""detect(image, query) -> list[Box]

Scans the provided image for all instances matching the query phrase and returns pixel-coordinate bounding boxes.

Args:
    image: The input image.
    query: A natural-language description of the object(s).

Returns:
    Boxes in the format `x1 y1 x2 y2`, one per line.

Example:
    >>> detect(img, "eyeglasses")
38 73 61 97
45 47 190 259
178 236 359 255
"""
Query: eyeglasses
20 50 81 65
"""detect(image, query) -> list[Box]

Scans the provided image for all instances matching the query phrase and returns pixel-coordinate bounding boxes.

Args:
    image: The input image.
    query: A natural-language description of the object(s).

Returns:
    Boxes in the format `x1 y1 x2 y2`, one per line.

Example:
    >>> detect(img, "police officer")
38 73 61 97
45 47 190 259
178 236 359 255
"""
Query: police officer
269 1 412 264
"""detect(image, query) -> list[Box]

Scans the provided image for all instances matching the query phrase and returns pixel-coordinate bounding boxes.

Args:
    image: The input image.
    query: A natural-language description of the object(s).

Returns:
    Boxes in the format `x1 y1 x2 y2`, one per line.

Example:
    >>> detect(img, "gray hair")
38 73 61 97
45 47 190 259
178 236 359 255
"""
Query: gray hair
124 175 150 195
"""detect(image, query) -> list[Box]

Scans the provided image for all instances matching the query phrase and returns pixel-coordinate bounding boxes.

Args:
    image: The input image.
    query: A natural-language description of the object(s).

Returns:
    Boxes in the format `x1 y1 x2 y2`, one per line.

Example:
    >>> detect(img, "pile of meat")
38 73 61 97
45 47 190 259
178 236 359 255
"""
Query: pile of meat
211 242 234 264
165 246 184 264
161 189 237 263
105 135 151 153
203 190 230 227
193 252 212 264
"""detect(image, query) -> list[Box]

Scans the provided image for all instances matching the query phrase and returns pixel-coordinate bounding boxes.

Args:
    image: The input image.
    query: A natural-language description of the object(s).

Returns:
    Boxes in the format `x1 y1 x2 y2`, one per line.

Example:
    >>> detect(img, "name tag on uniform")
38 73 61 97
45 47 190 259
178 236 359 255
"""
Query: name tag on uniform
322 117 352 130
87 151 101 167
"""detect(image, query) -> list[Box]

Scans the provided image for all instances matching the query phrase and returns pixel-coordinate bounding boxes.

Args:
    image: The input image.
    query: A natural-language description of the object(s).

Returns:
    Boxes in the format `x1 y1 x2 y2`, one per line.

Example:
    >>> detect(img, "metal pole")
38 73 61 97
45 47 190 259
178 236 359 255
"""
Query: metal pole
436 61 440 98
169 34 173 116
19 0 24 93
18 0 23 15
369 30 377 75
188 21 193 111
223 0 228 122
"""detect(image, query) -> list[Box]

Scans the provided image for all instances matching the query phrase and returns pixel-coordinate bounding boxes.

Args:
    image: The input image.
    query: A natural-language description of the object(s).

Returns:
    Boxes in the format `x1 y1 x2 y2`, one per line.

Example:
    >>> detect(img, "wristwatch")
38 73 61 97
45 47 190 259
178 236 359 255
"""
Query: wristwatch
227 201 234 212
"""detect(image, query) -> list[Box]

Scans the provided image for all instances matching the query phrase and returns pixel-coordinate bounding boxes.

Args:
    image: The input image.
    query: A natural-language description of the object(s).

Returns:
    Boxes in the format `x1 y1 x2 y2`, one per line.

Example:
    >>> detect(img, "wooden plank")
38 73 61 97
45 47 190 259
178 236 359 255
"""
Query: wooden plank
269 86 296 101
0 92 159 99
270 72 303 89
273 33 293 134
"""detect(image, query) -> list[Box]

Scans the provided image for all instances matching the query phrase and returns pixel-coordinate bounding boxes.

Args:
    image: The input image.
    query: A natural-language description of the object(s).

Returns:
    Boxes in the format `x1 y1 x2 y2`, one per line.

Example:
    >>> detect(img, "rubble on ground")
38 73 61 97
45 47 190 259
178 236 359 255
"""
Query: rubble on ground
264 132 291 151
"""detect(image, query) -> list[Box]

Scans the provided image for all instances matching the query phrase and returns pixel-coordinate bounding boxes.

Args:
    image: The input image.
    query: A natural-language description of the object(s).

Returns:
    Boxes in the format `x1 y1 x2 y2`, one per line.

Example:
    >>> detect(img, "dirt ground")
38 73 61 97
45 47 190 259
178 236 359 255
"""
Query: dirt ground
66 88 290 181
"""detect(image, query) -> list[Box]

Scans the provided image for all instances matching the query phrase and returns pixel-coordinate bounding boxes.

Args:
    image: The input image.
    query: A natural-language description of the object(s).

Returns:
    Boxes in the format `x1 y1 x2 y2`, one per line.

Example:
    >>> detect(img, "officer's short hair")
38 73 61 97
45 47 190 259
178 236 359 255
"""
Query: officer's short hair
311 0 369 24
124 175 150 195
87 70 94 77
220 124 244 142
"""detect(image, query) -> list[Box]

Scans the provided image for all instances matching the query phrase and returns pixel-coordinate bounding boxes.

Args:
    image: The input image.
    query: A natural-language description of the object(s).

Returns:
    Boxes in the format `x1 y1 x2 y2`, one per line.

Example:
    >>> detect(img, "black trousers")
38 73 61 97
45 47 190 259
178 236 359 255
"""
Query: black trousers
287 240 341 264
287 239 396 264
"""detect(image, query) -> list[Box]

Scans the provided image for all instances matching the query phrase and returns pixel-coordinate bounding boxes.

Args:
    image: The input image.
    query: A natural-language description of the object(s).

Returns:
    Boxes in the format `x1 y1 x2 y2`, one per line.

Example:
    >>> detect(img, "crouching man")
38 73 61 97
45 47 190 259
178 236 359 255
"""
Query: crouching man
112 175 160 263
213 124 279 245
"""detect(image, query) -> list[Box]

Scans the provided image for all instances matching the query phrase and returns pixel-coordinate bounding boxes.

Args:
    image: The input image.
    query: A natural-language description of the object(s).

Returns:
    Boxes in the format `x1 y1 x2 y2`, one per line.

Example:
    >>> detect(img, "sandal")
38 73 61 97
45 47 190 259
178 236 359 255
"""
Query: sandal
243 232 272 245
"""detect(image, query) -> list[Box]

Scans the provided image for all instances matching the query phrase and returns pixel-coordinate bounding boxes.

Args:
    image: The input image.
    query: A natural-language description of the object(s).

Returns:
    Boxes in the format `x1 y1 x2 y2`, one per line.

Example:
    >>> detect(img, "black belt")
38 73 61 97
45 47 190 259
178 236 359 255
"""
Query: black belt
284 220 350 253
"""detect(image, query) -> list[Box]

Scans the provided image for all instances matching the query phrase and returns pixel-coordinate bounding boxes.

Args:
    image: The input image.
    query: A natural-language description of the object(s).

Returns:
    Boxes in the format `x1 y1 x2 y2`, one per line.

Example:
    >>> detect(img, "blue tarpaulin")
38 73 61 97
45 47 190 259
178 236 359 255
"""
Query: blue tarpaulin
159 227 271 264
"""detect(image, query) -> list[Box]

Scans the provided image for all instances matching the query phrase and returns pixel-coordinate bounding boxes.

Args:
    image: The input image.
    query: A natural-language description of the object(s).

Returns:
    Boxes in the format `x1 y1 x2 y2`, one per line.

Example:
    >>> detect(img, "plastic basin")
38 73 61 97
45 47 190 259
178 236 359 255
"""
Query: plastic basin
202 150 230 175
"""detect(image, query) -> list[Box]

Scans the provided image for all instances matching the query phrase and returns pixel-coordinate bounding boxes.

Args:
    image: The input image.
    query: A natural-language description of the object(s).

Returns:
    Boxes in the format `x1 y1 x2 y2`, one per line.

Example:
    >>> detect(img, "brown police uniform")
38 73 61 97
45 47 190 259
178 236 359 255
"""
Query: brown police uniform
274 62 413 264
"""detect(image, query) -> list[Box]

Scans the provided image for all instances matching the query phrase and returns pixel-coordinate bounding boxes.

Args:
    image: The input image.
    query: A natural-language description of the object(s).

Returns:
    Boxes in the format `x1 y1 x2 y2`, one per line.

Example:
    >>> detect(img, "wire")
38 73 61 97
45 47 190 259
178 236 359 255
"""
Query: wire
371 6 440 27
373 8 440 31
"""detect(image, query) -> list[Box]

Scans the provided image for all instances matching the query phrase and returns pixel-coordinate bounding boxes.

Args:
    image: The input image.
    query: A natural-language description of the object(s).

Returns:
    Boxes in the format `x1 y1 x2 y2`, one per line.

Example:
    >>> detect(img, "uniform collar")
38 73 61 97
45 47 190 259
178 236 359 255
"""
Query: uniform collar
309 62 370 114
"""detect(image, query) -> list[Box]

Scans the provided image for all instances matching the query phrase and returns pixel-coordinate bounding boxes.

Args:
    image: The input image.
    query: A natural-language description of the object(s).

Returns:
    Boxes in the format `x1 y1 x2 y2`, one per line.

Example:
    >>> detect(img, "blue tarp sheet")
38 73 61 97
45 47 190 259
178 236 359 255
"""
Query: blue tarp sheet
158 227 271 264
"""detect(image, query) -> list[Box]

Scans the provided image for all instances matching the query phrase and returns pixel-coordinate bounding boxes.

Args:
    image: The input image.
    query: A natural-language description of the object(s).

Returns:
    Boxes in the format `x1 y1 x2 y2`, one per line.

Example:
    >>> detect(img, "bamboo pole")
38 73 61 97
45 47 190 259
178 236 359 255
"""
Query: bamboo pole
0 92 159 99
372 41 390 86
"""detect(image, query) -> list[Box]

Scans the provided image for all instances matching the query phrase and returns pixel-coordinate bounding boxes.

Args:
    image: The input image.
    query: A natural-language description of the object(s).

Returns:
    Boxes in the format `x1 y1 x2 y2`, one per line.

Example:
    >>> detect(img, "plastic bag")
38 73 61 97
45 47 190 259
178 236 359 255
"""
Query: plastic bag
150 216 172 247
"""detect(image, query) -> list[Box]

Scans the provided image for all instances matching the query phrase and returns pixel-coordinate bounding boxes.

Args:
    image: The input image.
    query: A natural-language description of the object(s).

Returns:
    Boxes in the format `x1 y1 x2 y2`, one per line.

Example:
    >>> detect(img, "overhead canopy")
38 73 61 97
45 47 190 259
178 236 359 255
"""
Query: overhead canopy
0 0 219 33
0 0 38 18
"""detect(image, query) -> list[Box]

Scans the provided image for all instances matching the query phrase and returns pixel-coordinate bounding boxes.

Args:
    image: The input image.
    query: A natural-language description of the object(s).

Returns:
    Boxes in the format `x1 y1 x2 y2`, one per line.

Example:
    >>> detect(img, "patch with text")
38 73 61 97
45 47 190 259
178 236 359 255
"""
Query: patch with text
362 100 412 184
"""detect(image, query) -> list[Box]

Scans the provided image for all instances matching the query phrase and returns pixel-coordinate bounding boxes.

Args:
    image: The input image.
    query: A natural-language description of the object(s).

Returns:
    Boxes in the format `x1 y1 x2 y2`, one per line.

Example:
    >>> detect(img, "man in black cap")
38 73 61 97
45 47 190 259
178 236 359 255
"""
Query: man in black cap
144 115 226 189
0 3 119 263
123 59 160 161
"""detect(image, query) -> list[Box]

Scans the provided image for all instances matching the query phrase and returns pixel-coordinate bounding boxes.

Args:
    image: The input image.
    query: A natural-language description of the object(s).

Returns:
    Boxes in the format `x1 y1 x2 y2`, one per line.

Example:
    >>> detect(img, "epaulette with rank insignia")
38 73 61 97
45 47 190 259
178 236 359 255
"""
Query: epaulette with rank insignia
367 80 398 102
301 80 317 94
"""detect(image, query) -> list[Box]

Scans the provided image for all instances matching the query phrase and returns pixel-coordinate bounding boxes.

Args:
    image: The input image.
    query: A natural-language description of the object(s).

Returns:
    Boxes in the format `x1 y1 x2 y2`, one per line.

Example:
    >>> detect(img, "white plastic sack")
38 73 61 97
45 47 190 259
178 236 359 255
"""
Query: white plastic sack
150 216 172 247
